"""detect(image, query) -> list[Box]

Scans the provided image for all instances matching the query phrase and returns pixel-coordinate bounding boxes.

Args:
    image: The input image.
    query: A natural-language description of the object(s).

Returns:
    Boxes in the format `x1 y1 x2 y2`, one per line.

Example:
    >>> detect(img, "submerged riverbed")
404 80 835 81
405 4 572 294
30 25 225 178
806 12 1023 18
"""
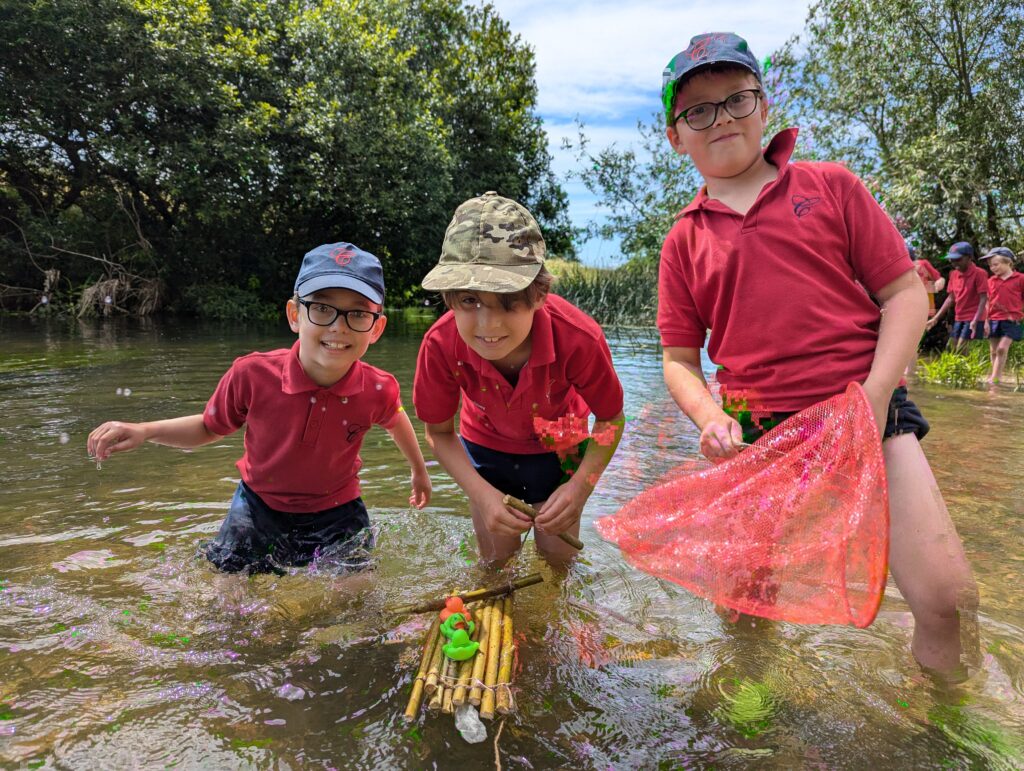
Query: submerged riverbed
1 315 1022 768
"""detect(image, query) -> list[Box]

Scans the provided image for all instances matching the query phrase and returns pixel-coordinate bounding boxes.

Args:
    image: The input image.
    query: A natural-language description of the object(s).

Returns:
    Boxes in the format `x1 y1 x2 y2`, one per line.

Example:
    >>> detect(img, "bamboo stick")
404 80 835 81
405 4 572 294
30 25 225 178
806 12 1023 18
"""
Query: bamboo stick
479 598 505 719
423 618 446 696
468 600 493 706
403 616 442 721
495 594 516 714
452 602 481 707
441 656 457 714
390 574 543 616
502 495 584 550
427 677 444 711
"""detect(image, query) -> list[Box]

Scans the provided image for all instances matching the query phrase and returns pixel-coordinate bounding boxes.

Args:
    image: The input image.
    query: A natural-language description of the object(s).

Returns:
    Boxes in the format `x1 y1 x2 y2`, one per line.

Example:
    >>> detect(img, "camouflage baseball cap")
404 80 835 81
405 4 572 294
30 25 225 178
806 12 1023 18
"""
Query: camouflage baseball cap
422 191 546 293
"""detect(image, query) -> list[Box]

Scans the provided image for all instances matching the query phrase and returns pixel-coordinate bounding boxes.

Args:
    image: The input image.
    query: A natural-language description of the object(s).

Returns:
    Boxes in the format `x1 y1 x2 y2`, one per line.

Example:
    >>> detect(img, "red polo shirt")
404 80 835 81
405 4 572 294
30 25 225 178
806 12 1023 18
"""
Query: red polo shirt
413 294 624 454
203 342 402 512
658 128 912 413
915 259 941 287
987 272 1024 321
947 264 988 321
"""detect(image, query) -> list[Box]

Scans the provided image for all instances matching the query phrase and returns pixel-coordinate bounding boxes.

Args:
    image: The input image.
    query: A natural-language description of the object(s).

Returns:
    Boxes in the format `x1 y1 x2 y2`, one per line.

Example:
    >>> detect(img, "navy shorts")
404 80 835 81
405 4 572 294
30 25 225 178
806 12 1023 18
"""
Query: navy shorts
950 320 983 339
203 482 374 574
460 437 568 504
738 386 929 444
988 320 1023 341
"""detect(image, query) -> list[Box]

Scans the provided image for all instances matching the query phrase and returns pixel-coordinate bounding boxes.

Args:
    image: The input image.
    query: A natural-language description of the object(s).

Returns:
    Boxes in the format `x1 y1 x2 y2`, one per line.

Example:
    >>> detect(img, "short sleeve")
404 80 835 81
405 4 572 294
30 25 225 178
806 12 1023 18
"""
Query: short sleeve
919 260 941 281
657 228 708 348
975 269 989 295
203 361 248 436
413 332 462 424
373 373 403 430
838 170 913 293
565 334 624 420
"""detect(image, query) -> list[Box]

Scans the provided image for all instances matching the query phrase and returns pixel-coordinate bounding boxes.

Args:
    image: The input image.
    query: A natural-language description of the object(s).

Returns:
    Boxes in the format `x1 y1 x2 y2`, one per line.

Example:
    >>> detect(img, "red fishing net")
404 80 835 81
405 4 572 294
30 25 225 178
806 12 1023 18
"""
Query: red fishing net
597 383 889 628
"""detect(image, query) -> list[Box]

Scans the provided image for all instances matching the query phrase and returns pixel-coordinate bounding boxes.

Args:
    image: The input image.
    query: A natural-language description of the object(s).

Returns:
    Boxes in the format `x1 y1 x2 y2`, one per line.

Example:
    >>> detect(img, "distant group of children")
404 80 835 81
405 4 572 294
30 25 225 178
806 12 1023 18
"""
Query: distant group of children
87 33 982 676
917 241 1024 384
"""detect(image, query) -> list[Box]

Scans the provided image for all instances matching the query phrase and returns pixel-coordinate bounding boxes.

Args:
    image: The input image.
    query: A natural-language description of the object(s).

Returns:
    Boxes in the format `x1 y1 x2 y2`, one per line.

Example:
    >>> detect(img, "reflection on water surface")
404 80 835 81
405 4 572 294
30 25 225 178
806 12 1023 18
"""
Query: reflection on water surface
1 317 1022 768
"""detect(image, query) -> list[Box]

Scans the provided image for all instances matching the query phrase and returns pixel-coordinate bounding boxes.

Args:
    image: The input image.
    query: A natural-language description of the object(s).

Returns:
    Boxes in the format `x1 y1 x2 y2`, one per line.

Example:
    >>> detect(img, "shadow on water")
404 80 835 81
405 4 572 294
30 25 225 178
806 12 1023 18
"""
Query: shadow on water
1 316 1023 768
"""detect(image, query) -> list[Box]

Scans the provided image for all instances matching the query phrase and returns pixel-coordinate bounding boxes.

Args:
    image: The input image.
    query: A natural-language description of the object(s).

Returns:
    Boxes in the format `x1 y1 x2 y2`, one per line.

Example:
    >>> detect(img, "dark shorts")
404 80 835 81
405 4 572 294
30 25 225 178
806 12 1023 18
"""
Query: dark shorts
728 386 929 445
988 320 1023 341
203 482 374 574
460 437 578 504
951 320 983 339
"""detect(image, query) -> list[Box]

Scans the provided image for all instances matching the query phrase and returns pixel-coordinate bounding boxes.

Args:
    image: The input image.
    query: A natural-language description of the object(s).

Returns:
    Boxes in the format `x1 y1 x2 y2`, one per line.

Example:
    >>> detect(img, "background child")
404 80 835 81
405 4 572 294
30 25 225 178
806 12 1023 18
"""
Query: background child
982 247 1024 384
926 241 988 354
88 243 431 573
658 33 976 675
906 239 945 377
413 192 625 564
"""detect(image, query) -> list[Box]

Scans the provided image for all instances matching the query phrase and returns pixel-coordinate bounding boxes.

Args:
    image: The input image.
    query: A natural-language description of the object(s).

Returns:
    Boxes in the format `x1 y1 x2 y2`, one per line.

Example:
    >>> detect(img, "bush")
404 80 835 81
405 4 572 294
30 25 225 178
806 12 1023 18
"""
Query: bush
550 258 657 327
917 347 989 388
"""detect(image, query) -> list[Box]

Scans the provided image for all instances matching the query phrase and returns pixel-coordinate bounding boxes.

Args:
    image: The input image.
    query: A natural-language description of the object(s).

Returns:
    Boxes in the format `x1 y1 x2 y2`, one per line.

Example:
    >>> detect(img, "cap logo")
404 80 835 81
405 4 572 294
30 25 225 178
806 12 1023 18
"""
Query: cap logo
332 247 355 266
687 33 727 62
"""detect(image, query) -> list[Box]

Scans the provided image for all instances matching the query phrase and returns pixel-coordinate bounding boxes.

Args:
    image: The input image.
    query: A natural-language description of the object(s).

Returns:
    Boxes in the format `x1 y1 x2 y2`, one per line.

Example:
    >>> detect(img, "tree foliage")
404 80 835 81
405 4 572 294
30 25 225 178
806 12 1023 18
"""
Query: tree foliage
775 0 1024 255
0 0 571 314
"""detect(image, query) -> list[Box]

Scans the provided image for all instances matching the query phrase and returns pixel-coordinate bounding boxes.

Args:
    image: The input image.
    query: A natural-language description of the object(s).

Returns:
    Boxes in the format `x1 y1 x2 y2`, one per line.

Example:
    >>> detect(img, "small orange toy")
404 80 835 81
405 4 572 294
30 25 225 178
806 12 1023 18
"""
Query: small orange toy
439 596 472 627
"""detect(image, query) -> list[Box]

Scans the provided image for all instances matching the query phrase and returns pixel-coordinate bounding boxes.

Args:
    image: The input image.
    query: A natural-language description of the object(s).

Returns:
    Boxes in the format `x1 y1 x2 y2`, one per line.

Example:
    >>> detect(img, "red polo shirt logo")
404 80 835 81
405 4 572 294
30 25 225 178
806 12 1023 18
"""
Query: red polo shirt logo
332 247 355 266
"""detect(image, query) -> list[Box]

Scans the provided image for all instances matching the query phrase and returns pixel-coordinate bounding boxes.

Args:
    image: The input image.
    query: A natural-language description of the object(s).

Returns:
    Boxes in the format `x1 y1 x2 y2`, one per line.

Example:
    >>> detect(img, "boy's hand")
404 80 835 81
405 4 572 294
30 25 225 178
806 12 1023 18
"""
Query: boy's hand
534 478 589 536
473 487 533 538
87 421 147 461
976 321 989 339
698 414 744 462
924 317 938 331
409 469 431 509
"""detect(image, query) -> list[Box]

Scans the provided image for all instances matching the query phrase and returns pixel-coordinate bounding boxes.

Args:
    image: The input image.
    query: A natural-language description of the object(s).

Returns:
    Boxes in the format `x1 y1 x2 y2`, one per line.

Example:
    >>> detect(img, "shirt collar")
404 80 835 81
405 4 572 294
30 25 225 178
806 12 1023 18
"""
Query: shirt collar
679 127 801 217
282 340 365 395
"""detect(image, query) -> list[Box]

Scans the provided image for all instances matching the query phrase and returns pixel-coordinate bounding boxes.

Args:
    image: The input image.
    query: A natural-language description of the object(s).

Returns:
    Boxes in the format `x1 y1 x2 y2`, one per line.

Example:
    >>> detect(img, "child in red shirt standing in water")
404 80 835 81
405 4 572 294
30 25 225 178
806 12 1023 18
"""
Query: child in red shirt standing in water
981 247 1024 385
926 241 988 354
414 192 625 565
658 33 976 675
906 239 945 376
88 244 432 574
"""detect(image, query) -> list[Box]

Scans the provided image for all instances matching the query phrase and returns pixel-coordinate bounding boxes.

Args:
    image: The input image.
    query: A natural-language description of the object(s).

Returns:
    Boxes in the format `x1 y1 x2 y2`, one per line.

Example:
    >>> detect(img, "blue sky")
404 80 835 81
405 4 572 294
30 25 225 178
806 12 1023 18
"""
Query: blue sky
486 0 813 263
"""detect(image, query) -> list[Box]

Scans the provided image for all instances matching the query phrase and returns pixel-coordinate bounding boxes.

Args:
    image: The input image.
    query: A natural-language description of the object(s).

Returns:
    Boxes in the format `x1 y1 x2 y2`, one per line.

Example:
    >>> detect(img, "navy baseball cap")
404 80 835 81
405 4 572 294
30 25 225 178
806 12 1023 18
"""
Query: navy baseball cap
294 242 384 303
661 33 763 119
980 246 1016 262
944 241 975 260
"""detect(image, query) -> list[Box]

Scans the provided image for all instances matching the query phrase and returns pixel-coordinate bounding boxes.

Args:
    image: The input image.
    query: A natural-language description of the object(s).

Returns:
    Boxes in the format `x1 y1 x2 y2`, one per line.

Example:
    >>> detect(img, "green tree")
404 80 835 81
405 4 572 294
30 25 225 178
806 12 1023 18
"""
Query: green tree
0 0 570 314
776 0 1024 254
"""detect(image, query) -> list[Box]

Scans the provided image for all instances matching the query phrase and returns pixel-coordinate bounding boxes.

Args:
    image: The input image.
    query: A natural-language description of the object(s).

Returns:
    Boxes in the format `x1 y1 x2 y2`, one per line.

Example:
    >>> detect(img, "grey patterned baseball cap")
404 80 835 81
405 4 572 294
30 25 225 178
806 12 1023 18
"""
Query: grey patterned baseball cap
421 192 546 293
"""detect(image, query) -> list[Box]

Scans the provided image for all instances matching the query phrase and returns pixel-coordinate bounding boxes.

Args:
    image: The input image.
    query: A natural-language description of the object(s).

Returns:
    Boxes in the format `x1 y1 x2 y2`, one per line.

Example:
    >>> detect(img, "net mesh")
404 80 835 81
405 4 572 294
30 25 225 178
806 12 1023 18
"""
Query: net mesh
597 382 889 628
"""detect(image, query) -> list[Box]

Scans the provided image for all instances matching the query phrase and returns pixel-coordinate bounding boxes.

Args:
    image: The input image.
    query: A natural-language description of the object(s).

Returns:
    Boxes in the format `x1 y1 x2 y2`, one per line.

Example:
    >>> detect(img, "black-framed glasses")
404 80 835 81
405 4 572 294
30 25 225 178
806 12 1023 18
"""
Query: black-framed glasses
298 299 381 331
672 89 762 131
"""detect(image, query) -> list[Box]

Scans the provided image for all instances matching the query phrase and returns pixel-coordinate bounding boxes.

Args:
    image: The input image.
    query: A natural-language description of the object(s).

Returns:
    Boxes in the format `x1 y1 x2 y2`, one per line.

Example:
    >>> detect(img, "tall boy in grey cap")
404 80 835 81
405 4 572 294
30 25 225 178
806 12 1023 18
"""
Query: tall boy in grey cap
89 242 431 573
414 192 625 565
657 33 976 675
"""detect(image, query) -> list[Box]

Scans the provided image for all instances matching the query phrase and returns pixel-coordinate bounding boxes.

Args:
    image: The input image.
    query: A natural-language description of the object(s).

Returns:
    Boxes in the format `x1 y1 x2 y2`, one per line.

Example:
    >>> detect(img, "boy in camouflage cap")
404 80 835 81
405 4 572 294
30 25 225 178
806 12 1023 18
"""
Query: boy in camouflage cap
414 192 626 564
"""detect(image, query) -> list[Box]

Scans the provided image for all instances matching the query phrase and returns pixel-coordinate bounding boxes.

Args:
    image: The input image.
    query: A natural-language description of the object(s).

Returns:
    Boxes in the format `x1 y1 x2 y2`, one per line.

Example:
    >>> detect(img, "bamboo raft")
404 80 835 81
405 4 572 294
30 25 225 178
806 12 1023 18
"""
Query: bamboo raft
403 574 541 723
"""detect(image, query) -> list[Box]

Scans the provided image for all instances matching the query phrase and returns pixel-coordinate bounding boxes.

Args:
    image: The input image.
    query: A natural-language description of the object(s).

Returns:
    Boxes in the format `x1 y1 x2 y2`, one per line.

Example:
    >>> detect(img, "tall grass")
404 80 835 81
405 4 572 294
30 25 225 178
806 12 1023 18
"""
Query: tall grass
917 339 1024 390
548 258 657 327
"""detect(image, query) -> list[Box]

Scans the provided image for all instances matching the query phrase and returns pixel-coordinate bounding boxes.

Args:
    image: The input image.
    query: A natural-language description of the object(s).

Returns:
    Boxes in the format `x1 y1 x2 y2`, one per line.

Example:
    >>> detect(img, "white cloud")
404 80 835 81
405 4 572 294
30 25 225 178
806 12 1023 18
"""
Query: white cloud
481 0 813 260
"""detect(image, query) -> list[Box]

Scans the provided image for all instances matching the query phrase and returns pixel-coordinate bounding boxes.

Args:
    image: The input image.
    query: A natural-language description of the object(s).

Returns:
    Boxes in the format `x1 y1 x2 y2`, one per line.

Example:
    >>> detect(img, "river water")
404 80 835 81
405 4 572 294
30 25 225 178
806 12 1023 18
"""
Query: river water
1 315 1022 768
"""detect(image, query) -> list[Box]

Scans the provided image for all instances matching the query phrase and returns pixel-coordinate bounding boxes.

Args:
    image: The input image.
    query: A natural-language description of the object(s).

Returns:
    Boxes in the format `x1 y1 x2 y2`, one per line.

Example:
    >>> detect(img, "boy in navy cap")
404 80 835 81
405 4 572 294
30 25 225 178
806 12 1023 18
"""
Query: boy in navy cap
927 241 989 353
657 33 976 674
88 243 431 573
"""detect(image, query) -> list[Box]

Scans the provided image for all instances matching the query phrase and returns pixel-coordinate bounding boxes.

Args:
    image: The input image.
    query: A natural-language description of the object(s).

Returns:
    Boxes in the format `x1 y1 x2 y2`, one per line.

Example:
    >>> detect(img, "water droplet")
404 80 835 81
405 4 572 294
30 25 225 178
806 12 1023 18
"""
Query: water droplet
59 433 70 444
41 295 49 304
123 388 132 397
375 383 382 390
96 461 103 470
310 396 317 403
104 296 112 304
116 387 123 395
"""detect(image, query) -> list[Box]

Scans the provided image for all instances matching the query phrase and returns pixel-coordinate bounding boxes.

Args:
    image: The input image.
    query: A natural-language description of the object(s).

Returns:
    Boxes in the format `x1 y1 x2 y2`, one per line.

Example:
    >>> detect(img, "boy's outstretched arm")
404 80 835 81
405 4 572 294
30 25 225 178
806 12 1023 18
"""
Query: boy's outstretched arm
925 294 953 330
864 268 928 433
534 411 625 536
663 346 743 461
87 414 223 462
384 410 432 509
423 418 533 537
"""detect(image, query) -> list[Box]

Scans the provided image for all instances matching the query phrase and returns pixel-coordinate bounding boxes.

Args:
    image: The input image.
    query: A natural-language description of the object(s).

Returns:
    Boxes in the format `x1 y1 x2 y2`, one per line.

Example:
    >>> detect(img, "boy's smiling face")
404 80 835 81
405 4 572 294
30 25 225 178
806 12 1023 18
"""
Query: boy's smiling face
287 287 386 387
450 290 541 369
665 69 767 183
